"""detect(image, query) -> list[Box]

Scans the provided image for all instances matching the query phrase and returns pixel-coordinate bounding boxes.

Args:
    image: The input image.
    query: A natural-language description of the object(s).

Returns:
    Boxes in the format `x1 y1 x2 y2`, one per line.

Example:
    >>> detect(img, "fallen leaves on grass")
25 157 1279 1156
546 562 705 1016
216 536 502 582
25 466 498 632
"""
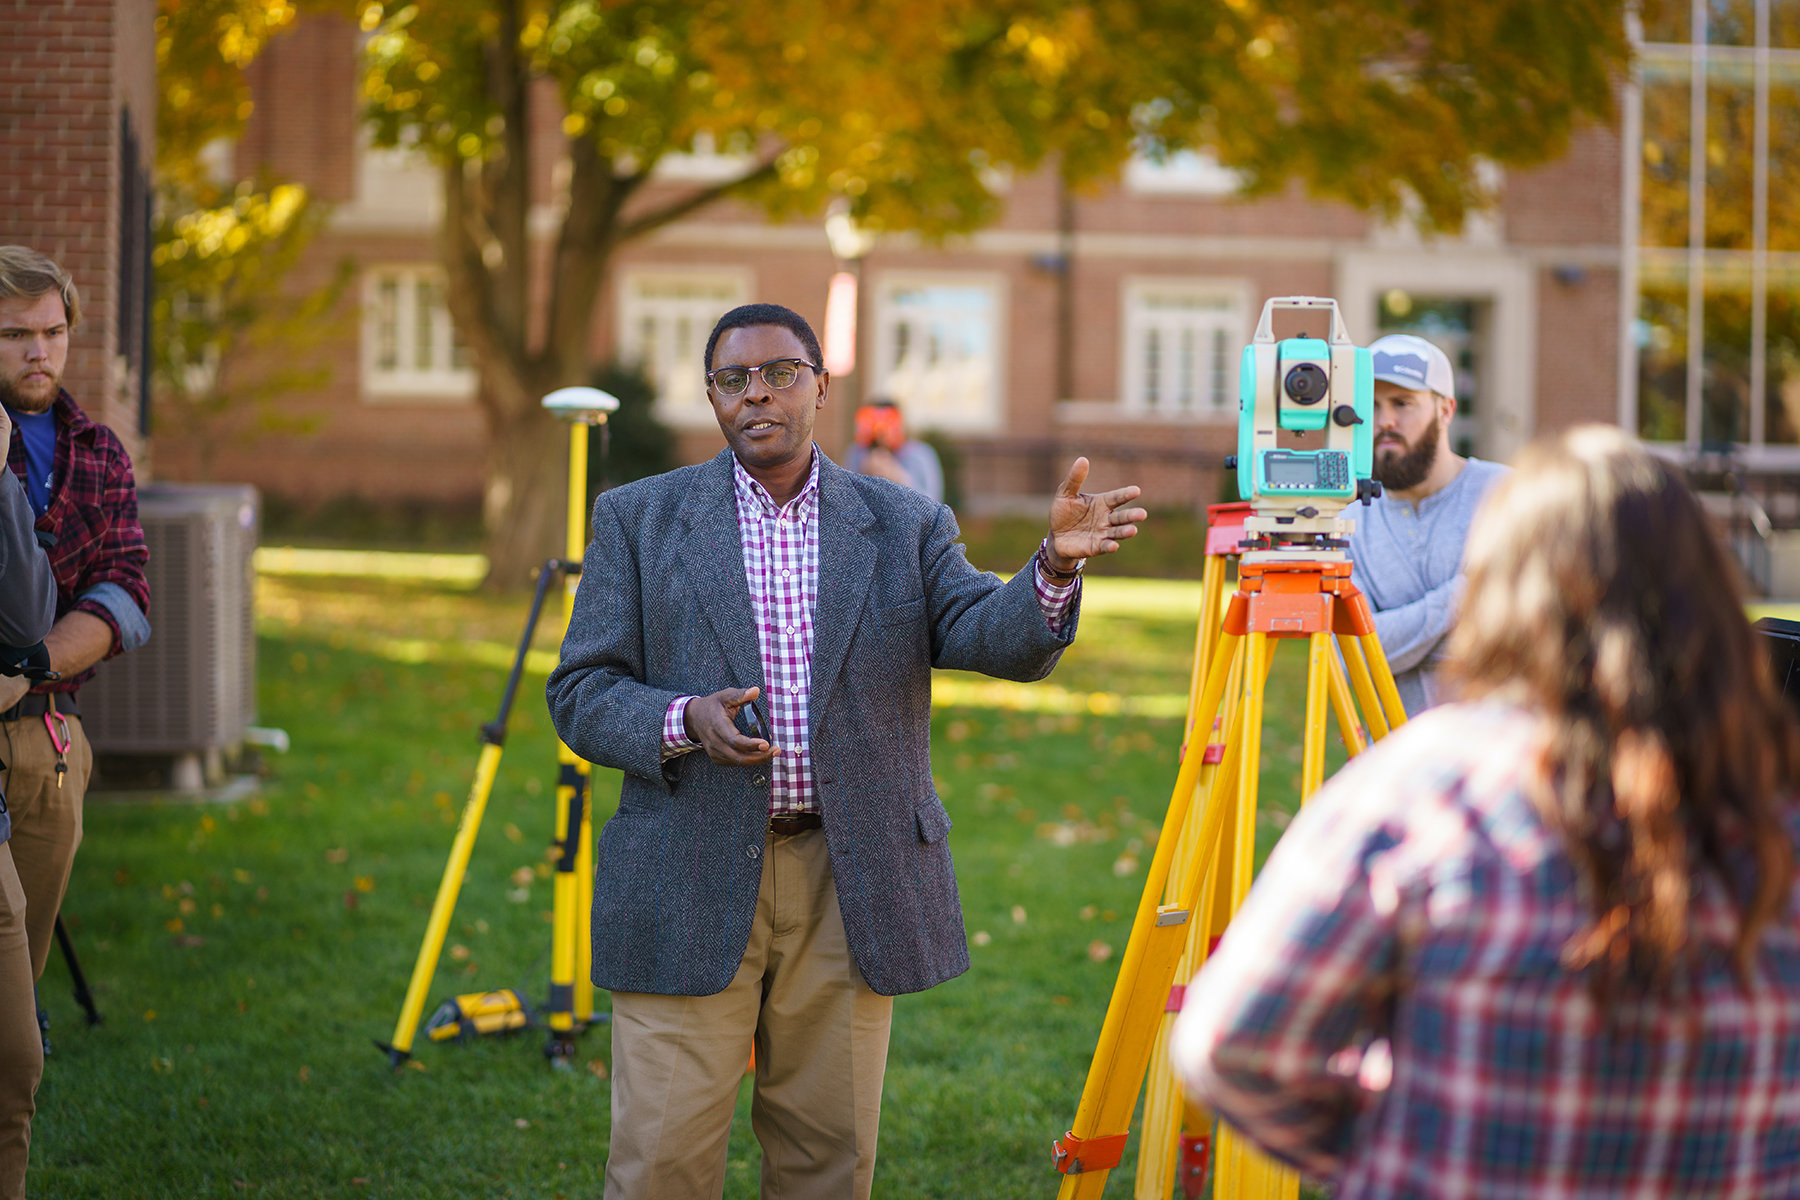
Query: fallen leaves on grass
151 1056 173 1073
298 1066 311 1083
514 1118 531 1128
354 875 376 892
972 931 992 946
587 1058 608 1079
325 848 349 864
174 935 205 948
449 944 469 960
1086 940 1113 963
1011 906 1027 924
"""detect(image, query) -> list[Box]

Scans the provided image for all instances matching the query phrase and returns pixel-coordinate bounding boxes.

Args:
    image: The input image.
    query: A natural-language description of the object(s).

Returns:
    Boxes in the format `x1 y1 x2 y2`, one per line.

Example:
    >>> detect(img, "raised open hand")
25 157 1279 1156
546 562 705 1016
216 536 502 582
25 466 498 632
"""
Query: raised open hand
1045 457 1147 572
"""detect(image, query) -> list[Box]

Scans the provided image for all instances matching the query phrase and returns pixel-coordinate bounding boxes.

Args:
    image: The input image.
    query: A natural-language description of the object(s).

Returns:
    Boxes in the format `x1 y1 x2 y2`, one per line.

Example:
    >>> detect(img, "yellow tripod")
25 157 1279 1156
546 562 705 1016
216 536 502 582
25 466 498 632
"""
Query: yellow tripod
377 387 618 1069
1051 503 1409 1198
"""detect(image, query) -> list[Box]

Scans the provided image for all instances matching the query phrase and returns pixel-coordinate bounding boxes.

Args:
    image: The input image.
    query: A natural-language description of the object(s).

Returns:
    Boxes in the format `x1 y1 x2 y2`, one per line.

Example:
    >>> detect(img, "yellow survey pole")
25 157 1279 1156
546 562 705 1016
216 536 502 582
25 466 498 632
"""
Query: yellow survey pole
379 741 505 1066
546 411 601 1062
379 385 618 1071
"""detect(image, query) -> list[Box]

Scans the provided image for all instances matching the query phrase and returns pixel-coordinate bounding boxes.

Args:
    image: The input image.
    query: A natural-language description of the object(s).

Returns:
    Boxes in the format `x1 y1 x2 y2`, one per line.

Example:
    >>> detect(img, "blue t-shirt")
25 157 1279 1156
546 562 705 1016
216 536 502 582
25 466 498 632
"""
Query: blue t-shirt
4 405 55 518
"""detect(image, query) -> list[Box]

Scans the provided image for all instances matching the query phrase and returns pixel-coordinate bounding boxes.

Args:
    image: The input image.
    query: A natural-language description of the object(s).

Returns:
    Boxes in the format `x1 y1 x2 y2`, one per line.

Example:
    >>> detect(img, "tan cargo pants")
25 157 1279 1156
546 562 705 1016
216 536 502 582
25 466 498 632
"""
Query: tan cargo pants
604 827 895 1200
0 711 90 980
0 842 41 1200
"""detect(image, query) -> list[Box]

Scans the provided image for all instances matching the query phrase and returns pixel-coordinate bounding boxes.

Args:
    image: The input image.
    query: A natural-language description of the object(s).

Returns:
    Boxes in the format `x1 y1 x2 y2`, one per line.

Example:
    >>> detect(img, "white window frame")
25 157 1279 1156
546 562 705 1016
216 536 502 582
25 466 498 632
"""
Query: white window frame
1117 277 1251 424
1123 149 1244 198
359 265 476 402
614 267 753 430
871 271 1008 434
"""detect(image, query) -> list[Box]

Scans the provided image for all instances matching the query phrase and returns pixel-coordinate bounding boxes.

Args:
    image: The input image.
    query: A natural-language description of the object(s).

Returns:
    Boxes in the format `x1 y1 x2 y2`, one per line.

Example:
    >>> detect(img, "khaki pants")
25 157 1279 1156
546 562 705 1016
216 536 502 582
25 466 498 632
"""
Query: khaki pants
0 843 42 1200
0 712 89 980
605 827 895 1200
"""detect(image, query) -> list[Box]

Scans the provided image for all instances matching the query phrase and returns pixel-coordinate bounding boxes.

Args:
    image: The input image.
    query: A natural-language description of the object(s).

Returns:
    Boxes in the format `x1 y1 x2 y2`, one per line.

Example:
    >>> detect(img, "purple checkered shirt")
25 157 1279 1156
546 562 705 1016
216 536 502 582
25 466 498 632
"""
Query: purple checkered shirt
662 447 1079 817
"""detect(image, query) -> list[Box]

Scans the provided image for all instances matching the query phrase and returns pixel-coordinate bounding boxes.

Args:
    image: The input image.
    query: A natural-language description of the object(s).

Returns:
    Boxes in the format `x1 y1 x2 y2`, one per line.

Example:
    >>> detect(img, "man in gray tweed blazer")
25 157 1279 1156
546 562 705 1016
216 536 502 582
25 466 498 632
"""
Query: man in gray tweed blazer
548 304 1145 1200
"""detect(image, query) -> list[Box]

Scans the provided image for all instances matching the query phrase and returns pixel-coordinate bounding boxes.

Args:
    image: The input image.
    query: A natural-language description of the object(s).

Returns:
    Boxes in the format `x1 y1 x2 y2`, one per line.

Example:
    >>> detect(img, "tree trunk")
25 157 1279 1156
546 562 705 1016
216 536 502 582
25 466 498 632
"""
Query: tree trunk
480 399 569 588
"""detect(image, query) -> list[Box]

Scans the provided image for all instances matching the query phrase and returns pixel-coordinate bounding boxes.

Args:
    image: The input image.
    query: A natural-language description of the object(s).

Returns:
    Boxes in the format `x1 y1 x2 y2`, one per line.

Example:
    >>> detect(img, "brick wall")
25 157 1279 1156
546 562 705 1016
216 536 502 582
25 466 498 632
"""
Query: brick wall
238 14 358 202
0 0 155 463
1534 266 1622 431
1503 121 1623 247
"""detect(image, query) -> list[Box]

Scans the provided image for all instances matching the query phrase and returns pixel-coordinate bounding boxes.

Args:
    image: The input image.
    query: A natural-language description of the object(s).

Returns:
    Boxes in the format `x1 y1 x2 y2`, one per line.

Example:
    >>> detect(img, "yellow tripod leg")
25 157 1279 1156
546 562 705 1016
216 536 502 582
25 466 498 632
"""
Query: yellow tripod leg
1325 646 1367 758
1336 634 1390 743
1212 633 1300 1200
1054 633 1243 1195
380 739 505 1067
546 740 587 1062
1138 625 1243 1199
1300 632 1331 801
1187 555 1228 740
1358 633 1410 733
574 759 595 1025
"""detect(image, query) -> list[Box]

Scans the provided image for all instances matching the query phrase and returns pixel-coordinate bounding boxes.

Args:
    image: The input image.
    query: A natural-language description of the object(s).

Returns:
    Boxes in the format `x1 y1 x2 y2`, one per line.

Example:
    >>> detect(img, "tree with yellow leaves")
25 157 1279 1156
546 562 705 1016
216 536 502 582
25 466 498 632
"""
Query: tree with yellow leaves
357 0 1633 580
152 0 352 479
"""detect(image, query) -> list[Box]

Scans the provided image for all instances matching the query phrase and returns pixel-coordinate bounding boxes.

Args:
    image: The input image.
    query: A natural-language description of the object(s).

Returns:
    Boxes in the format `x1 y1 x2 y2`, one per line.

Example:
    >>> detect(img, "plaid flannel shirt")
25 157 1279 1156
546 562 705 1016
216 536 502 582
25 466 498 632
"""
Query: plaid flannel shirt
1172 701 1800 1199
5 391 150 694
662 448 1078 818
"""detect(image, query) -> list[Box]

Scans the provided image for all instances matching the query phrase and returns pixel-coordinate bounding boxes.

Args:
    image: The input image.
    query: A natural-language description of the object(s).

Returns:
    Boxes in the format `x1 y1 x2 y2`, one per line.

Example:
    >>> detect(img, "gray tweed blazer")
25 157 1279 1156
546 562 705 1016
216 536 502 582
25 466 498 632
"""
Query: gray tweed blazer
546 448 1077 997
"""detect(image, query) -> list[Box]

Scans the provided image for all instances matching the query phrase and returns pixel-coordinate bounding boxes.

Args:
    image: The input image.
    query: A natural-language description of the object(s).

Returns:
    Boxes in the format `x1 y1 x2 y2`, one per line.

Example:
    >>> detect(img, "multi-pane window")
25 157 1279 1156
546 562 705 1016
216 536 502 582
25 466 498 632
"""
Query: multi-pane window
1120 280 1247 420
616 270 749 428
872 275 1005 432
361 266 474 400
1632 1 1800 451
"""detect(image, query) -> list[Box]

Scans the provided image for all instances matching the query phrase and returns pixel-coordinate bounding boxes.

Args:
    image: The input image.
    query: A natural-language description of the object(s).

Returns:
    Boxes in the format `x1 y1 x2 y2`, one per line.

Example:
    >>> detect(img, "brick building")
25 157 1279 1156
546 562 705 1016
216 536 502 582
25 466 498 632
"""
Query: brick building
0 0 156 463
156 11 1792 523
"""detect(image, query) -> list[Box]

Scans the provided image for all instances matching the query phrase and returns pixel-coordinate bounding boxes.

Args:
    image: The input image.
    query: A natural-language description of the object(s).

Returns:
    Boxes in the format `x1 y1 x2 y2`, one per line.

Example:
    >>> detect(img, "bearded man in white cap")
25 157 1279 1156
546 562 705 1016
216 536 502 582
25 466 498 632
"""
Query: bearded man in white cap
1348 333 1509 715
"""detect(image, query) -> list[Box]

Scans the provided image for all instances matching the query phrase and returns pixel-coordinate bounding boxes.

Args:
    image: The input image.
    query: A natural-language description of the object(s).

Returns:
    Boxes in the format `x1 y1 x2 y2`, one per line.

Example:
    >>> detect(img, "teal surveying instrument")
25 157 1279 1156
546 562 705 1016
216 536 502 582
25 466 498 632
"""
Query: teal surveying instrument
1232 295 1382 549
377 385 618 1070
1053 297 1407 1200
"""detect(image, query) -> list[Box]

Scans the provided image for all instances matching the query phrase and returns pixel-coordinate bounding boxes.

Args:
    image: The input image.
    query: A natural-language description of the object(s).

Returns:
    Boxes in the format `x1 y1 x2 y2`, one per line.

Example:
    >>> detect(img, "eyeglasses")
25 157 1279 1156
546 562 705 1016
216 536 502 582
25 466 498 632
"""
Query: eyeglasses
706 358 819 396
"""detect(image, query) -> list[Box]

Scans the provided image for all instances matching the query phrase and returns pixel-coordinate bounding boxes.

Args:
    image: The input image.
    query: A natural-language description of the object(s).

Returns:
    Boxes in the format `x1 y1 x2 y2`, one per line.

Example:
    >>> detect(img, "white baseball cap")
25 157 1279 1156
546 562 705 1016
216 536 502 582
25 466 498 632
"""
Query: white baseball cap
1369 333 1455 399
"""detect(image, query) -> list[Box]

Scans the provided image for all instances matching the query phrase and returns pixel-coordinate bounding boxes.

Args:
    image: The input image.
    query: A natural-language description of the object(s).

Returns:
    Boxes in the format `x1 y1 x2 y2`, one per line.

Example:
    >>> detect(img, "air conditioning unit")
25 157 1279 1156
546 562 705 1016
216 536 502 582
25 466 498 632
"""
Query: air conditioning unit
82 484 259 777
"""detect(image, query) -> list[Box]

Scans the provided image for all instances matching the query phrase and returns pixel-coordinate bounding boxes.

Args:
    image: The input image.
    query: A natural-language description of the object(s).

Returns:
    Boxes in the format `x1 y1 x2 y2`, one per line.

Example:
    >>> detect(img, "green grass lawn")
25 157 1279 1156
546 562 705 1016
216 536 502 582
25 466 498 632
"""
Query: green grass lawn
31 573 1339 1198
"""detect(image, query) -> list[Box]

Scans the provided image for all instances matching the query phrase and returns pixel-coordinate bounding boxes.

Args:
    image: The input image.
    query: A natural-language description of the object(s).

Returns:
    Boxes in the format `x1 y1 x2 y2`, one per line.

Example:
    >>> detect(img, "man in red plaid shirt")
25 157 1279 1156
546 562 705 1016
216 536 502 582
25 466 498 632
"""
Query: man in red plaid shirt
0 250 149 1018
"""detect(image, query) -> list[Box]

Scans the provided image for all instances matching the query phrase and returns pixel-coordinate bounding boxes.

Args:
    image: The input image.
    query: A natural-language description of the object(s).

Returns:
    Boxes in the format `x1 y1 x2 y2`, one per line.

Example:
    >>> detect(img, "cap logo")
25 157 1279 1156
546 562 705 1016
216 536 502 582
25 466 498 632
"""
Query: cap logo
1373 350 1429 387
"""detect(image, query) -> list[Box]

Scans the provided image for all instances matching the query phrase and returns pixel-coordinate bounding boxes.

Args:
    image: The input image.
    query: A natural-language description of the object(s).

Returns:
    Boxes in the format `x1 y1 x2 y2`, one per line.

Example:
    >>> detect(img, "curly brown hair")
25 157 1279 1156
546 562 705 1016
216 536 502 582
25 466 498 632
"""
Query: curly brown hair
1448 425 1800 1000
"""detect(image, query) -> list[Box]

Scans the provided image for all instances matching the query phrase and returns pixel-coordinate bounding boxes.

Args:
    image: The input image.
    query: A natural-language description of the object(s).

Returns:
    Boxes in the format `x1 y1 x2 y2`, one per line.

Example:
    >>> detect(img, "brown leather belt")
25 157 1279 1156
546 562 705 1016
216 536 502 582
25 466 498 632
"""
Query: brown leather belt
0 692 78 722
768 812 823 837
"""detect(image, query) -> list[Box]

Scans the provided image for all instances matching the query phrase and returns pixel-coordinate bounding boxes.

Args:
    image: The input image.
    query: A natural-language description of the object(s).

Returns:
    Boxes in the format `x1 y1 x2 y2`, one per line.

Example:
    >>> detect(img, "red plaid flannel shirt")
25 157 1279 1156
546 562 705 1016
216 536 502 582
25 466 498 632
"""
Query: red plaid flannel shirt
6 390 149 693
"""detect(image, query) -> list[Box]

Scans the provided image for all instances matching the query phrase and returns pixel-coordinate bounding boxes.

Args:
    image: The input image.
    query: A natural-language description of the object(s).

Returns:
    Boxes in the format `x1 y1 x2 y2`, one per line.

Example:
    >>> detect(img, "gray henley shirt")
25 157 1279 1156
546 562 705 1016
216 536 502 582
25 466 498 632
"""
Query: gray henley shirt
1346 458 1511 715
